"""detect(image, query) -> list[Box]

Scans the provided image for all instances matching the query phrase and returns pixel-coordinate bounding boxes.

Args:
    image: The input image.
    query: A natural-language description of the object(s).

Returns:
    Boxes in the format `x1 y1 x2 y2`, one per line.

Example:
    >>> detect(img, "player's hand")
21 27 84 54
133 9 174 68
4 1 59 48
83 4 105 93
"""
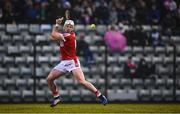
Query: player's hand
56 17 64 25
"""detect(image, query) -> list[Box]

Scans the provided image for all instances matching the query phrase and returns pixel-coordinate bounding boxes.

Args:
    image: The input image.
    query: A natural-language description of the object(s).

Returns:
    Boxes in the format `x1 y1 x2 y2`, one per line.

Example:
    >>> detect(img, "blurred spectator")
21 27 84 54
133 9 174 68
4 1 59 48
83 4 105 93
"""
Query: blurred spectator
11 0 26 23
177 4 180 20
81 1 93 25
2 0 14 23
148 61 156 77
162 13 176 35
164 0 177 12
104 25 126 52
49 0 63 24
71 4 82 24
135 0 148 24
117 2 129 24
128 6 137 24
25 0 38 23
77 32 94 66
123 56 137 78
125 25 149 47
94 1 109 24
39 1 50 23
148 4 161 24
175 4 180 35
63 1 71 10
136 57 149 78
0 8 3 23
109 7 118 24
149 27 163 47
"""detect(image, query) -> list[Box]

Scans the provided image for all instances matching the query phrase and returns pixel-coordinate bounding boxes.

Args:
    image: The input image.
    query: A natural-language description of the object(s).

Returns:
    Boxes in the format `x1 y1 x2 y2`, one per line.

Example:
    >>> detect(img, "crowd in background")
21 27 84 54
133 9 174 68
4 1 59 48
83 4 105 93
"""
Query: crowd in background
0 0 179 28
123 56 157 79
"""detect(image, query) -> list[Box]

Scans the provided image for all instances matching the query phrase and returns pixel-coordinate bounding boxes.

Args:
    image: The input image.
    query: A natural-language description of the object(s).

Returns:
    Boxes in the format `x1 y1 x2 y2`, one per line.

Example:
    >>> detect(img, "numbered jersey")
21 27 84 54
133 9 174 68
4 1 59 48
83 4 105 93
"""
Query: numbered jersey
60 32 77 60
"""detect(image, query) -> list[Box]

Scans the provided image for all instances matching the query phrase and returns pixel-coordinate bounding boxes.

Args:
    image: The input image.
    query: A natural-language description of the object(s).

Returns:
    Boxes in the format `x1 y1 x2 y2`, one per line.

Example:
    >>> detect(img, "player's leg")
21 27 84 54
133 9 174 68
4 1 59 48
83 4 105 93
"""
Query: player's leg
46 69 65 107
72 68 108 105
46 69 65 97
72 68 97 92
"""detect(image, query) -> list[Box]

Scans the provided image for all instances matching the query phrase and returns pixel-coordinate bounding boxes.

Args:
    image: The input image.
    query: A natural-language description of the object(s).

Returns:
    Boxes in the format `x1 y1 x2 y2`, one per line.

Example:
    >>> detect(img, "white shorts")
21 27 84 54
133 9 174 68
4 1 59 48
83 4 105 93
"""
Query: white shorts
53 59 80 73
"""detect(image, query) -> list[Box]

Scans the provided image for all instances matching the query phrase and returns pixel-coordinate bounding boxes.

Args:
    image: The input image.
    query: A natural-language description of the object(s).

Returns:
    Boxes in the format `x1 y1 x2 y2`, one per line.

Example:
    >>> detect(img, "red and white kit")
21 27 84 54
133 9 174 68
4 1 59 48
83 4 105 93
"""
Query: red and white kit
53 32 80 73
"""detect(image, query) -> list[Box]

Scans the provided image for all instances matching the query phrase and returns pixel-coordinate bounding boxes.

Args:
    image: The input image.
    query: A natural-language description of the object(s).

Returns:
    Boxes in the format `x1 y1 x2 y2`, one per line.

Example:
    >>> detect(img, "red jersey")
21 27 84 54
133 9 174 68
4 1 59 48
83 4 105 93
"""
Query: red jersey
60 32 78 60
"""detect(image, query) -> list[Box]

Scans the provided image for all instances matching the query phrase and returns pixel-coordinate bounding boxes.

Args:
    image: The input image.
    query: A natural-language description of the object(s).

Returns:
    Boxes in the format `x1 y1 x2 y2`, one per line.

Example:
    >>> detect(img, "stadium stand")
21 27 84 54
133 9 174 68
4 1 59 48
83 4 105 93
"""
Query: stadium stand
0 23 179 103
0 0 180 103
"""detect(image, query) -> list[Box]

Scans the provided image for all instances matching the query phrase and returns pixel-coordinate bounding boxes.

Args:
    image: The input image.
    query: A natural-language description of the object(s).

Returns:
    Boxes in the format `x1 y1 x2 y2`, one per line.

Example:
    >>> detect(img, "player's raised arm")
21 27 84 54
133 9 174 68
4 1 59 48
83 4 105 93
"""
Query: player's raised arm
51 17 66 42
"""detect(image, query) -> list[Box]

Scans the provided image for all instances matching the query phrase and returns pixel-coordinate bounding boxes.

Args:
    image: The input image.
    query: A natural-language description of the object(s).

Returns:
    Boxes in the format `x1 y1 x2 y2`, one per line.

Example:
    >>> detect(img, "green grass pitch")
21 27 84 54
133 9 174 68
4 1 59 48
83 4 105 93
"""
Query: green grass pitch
0 103 180 113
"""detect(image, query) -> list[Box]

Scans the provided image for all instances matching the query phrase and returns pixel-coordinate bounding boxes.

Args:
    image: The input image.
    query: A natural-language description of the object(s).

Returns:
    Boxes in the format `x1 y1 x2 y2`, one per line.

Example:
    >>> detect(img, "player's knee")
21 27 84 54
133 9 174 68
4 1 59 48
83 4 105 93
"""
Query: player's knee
46 74 54 83
78 80 86 85
46 77 51 83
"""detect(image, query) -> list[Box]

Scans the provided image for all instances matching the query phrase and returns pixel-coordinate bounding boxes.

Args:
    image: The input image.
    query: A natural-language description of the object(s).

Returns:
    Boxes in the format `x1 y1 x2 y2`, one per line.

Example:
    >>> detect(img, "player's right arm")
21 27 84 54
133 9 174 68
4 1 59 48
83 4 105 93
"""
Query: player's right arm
51 17 66 42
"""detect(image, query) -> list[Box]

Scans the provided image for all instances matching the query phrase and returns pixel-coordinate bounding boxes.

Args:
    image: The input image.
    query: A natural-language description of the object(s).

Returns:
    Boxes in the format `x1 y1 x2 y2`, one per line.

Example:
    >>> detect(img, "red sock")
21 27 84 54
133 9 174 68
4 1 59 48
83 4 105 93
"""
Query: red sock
95 90 101 97
52 89 59 97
